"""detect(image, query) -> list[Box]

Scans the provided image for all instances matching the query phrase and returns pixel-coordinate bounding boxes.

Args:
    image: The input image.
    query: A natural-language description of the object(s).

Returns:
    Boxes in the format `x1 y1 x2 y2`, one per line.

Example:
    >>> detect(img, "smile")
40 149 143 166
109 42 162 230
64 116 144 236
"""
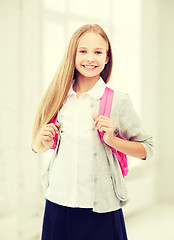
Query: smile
82 65 97 69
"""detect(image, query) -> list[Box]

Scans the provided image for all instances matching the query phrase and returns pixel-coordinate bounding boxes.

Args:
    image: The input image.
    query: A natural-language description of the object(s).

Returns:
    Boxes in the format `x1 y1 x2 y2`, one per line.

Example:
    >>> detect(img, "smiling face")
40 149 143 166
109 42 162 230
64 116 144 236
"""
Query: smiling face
75 32 109 81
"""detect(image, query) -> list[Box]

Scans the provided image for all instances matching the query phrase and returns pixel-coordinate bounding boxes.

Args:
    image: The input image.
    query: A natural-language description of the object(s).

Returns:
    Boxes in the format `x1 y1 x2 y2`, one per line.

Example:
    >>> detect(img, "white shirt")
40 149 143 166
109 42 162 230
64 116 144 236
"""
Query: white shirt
45 77 106 208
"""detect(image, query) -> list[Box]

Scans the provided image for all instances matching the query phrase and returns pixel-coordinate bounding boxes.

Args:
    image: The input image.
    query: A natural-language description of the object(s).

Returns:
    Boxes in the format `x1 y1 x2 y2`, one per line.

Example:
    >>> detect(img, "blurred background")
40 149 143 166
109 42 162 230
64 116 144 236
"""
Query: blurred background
0 0 174 239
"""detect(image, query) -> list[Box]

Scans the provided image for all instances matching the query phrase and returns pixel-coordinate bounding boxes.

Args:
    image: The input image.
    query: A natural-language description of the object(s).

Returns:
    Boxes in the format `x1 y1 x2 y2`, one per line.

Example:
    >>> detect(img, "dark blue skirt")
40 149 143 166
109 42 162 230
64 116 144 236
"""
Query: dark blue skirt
41 200 128 240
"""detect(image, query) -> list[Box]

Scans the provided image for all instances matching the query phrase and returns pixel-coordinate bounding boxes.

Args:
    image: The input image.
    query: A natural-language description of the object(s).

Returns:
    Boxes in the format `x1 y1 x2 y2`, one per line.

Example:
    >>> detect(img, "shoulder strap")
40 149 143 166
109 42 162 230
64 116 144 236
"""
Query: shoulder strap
99 86 114 117
99 87 128 178
98 87 114 139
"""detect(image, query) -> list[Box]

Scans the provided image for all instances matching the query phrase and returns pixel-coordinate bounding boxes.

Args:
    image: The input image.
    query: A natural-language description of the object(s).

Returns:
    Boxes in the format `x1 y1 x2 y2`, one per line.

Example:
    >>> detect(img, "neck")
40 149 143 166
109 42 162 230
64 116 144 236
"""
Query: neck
73 74 100 93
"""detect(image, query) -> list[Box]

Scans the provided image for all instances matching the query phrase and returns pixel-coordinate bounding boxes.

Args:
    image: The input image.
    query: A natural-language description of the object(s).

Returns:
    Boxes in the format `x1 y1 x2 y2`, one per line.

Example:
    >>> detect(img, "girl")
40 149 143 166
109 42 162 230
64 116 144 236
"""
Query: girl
32 24 153 240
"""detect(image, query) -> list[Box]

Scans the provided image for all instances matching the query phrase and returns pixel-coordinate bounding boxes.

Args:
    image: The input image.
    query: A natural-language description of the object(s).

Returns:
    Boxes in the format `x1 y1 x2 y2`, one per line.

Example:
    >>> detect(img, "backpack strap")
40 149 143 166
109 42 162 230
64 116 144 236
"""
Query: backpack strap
98 86 114 139
50 113 59 150
99 86 114 117
98 86 128 178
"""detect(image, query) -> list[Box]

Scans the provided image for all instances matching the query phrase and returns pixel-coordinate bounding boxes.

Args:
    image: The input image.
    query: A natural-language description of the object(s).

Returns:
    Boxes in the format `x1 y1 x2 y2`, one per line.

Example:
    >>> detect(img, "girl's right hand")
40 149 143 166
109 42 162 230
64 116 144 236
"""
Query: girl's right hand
39 122 61 150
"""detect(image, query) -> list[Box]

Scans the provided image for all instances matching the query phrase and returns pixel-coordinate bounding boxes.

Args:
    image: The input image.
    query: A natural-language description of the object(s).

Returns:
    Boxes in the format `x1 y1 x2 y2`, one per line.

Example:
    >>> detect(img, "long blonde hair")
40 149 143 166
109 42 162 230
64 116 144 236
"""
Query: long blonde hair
32 24 113 151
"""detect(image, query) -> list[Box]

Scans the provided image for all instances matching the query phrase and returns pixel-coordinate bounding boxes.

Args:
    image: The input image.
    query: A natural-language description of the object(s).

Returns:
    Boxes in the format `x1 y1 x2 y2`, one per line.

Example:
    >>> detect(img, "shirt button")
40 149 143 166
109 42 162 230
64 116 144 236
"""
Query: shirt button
93 152 97 157
92 127 96 131
94 201 97 206
94 177 98 182
90 103 94 108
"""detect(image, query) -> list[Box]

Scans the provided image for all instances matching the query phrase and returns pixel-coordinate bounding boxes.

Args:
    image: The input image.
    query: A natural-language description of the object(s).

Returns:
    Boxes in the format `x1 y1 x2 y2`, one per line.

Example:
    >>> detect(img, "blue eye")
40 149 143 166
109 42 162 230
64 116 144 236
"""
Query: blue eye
96 51 102 54
79 50 86 53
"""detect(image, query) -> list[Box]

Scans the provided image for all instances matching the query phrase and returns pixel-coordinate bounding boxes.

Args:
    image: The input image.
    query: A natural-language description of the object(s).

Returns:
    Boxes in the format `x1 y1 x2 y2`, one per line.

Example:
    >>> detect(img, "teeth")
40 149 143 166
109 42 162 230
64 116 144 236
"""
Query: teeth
84 65 96 69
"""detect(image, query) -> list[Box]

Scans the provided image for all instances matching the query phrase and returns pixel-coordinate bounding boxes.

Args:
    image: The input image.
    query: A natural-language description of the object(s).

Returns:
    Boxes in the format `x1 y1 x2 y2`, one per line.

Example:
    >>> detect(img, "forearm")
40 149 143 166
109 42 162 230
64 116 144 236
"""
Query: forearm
108 136 146 160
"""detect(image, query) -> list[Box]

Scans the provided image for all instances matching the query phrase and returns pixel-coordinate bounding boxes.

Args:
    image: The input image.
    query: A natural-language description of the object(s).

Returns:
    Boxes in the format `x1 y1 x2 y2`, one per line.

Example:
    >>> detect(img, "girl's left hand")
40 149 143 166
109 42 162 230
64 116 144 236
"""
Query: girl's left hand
93 114 115 146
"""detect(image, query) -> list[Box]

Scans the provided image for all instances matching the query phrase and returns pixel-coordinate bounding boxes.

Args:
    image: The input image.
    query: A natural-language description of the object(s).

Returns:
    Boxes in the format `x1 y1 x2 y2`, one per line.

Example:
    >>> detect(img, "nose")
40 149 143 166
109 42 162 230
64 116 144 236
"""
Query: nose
86 53 94 62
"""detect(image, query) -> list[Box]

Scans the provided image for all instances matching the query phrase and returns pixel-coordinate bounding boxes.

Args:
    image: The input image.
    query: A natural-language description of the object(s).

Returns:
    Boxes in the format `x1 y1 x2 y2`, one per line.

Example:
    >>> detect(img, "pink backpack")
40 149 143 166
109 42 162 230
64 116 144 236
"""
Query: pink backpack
98 86 128 178
51 86 128 177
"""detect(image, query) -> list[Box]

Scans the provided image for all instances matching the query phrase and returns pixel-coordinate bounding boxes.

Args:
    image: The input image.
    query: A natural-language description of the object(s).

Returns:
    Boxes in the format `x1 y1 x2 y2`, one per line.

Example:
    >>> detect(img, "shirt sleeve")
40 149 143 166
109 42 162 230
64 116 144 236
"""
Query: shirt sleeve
116 93 154 161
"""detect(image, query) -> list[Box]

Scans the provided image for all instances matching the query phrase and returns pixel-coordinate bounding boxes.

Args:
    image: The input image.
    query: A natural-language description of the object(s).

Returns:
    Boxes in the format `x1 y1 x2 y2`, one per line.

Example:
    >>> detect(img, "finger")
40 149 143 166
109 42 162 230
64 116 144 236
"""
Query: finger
98 116 111 121
51 122 60 132
48 123 59 133
43 128 55 137
93 114 98 121
94 115 102 124
97 118 113 127
55 122 61 129
46 127 56 137
97 118 111 124
98 126 109 133
45 125 58 135
41 135 52 142
95 115 110 124
41 130 55 139
50 126 59 135
97 121 112 129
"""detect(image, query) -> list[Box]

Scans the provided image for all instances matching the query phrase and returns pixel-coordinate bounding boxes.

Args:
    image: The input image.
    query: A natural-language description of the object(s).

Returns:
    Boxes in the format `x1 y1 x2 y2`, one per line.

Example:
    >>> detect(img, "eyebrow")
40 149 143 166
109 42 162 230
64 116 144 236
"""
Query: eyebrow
78 47 104 50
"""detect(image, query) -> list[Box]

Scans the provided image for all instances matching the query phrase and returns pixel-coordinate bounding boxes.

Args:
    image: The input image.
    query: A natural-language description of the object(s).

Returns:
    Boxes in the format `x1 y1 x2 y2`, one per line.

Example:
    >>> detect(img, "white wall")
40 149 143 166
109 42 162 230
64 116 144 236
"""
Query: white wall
142 0 174 203
0 1 44 239
156 0 174 201
125 0 174 216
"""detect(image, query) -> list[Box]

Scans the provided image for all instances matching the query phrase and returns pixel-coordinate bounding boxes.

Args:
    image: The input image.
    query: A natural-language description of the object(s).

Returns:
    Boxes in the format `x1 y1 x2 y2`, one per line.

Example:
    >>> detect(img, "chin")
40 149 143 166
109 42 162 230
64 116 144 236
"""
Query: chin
81 73 100 78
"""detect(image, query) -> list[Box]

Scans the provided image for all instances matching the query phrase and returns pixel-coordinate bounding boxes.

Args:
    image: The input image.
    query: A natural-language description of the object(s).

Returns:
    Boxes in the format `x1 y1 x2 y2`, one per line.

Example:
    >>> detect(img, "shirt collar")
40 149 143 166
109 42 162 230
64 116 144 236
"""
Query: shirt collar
68 77 106 100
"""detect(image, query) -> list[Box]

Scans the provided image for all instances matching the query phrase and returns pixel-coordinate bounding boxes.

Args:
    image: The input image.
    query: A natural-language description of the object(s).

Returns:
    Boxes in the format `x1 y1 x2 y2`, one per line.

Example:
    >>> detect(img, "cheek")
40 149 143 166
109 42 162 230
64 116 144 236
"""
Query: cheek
98 57 107 71
99 57 107 67
75 56 80 68
75 55 82 66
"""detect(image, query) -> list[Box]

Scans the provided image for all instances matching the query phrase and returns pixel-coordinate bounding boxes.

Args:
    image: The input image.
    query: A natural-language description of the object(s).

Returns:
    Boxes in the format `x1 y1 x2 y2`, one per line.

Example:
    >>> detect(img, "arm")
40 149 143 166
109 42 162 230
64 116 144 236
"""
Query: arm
94 115 146 159
107 135 146 160
94 93 153 161
116 93 153 160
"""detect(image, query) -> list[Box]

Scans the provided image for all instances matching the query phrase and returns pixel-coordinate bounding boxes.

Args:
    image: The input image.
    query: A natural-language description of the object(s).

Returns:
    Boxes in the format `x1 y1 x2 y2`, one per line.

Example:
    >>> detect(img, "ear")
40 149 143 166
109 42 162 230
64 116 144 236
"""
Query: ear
105 55 109 64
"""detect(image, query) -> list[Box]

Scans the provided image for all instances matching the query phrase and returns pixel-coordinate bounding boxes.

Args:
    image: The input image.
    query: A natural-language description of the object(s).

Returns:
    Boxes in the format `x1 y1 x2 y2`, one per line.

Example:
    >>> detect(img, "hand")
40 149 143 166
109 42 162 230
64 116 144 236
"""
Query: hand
93 114 115 146
38 122 60 150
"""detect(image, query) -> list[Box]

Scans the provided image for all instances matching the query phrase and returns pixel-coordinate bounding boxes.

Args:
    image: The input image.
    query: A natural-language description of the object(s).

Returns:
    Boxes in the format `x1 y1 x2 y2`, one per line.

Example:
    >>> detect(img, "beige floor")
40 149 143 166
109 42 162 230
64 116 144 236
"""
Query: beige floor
124 203 174 240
